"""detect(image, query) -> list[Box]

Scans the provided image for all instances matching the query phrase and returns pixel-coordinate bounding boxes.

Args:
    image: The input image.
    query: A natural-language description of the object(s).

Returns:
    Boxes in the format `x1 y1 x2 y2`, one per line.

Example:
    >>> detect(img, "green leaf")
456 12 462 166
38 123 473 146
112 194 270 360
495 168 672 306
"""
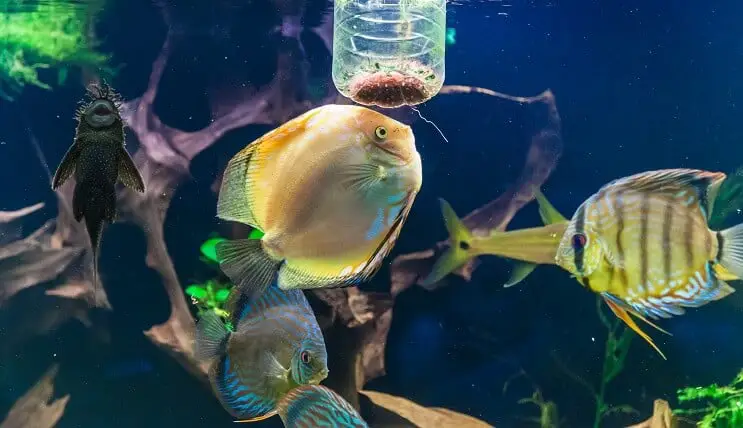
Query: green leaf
215 289 230 302
248 228 265 240
200 237 226 263
185 285 207 299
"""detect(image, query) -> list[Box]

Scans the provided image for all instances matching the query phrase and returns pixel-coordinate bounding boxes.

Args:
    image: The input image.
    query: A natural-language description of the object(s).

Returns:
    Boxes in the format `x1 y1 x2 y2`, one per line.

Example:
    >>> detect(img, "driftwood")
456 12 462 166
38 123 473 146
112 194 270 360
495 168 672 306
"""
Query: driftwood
1 2 558 427
0 365 69 428
626 399 694 428
360 390 494 428
390 87 563 294
0 167 109 356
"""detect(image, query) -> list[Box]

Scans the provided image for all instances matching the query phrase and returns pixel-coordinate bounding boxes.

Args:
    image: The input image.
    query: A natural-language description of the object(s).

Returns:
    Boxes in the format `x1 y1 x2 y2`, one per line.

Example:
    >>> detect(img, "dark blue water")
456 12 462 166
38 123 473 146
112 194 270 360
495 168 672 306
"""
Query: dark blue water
1 1 742 427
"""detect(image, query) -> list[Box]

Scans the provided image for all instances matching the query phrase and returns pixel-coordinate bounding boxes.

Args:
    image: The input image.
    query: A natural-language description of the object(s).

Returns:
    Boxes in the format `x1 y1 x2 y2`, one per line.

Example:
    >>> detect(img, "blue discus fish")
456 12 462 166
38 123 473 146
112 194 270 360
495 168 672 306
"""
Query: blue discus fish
277 385 369 428
195 283 329 422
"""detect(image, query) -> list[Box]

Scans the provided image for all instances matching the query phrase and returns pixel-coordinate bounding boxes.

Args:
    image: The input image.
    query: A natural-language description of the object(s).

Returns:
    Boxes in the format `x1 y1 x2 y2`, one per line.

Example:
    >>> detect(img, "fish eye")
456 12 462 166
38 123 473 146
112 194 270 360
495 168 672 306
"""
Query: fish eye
374 126 388 141
300 350 311 364
571 233 588 250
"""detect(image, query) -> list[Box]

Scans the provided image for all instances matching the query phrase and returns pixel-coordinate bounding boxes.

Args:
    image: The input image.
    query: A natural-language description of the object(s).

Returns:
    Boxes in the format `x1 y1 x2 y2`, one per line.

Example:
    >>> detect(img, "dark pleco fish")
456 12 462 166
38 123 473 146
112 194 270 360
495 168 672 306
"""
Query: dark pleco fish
195 282 329 422
277 385 369 428
51 82 145 295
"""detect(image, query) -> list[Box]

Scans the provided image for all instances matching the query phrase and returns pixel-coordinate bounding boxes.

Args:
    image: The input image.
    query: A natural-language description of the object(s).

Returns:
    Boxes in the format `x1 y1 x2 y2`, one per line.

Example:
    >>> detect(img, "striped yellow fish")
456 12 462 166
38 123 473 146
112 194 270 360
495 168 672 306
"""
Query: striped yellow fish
423 169 743 359
554 169 743 358
216 104 422 298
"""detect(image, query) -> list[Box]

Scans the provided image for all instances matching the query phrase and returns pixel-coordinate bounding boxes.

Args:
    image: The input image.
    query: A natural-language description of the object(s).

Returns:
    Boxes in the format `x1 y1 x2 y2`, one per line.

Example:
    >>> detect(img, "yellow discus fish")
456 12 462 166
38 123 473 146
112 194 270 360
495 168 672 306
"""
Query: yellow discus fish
553 169 743 358
216 104 422 298
424 169 743 359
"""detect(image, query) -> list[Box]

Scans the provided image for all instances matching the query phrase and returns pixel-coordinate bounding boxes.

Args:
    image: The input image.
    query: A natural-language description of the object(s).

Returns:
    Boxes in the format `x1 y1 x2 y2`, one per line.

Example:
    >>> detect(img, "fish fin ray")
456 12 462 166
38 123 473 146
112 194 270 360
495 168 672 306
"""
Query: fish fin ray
234 410 278 423
195 311 230 360
263 353 289 381
601 169 726 213
533 188 567 224
117 149 145 192
718 223 743 279
217 144 259 226
217 107 322 227
713 263 739 281
602 294 667 360
504 262 538 288
421 198 474 288
603 293 672 335
51 144 82 189
216 239 280 300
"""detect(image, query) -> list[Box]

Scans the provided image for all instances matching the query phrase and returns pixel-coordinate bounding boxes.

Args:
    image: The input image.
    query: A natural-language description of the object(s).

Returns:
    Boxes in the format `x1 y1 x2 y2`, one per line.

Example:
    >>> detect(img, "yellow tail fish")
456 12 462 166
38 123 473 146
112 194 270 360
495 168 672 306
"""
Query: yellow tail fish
426 169 743 359
216 104 422 298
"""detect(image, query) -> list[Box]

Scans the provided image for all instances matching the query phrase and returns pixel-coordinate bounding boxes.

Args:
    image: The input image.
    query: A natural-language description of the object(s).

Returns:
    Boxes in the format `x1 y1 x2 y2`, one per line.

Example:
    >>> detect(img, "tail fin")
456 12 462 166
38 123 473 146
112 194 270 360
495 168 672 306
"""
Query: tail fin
195 311 230 361
502 189 567 288
76 183 115 299
718 223 743 279
216 239 280 300
421 199 475 288
84 215 102 298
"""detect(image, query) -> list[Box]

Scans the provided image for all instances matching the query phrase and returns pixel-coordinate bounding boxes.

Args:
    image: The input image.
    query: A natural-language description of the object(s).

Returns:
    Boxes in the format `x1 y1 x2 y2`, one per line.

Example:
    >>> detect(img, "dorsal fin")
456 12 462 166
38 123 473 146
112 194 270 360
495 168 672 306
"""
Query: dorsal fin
600 169 726 219
216 106 326 227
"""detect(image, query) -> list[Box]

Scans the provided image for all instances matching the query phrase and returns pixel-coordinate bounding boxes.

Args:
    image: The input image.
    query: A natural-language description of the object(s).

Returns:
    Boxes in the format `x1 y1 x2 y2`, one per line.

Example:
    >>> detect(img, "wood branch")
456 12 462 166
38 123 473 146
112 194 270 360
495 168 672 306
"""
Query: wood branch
390 87 563 294
115 3 322 381
53 5 554 428
0 365 70 428
626 399 694 428
360 390 493 428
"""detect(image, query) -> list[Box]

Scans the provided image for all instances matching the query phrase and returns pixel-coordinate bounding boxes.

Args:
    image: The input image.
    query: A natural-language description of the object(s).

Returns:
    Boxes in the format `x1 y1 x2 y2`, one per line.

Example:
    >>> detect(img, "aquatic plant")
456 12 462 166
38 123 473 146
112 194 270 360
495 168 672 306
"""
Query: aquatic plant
0 0 112 100
504 370 563 428
674 369 743 427
551 297 639 428
185 235 232 319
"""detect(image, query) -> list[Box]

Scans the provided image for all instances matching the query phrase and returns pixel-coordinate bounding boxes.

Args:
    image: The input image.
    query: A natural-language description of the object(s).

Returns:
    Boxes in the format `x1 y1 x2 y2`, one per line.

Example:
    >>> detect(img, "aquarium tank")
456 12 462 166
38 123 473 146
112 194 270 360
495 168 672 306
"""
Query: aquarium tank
1 1 742 427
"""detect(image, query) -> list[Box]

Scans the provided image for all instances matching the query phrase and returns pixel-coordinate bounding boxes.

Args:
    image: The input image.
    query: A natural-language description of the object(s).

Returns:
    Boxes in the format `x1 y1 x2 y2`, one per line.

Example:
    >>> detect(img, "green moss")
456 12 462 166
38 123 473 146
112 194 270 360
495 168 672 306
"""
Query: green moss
675 370 743 427
0 0 112 100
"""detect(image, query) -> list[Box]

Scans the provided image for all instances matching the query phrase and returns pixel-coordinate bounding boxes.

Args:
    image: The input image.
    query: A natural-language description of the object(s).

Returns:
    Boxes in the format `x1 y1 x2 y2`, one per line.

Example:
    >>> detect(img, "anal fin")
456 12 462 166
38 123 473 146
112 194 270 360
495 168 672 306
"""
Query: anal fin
602 293 668 360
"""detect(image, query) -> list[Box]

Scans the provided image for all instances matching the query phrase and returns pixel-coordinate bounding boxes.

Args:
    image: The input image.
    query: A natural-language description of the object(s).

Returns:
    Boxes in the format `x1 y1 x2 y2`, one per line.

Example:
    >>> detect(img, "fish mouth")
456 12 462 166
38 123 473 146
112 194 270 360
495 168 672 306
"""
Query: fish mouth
84 100 117 128
312 369 330 384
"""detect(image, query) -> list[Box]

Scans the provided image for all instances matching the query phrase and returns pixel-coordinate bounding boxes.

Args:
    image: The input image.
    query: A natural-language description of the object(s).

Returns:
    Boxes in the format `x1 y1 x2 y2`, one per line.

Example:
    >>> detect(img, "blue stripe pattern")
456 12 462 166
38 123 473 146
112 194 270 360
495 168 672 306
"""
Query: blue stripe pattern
213 281 327 420
278 385 369 428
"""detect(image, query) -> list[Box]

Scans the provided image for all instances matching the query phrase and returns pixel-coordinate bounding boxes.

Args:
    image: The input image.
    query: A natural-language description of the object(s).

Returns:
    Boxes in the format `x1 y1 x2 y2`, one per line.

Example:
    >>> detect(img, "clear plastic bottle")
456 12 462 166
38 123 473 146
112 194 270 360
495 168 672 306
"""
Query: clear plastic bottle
332 0 447 108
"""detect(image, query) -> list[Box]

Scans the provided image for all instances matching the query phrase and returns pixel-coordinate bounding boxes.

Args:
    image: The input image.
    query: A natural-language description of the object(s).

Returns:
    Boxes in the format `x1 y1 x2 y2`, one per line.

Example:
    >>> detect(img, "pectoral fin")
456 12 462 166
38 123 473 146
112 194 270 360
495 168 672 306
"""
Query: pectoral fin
52 144 82 189
117 148 145 192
